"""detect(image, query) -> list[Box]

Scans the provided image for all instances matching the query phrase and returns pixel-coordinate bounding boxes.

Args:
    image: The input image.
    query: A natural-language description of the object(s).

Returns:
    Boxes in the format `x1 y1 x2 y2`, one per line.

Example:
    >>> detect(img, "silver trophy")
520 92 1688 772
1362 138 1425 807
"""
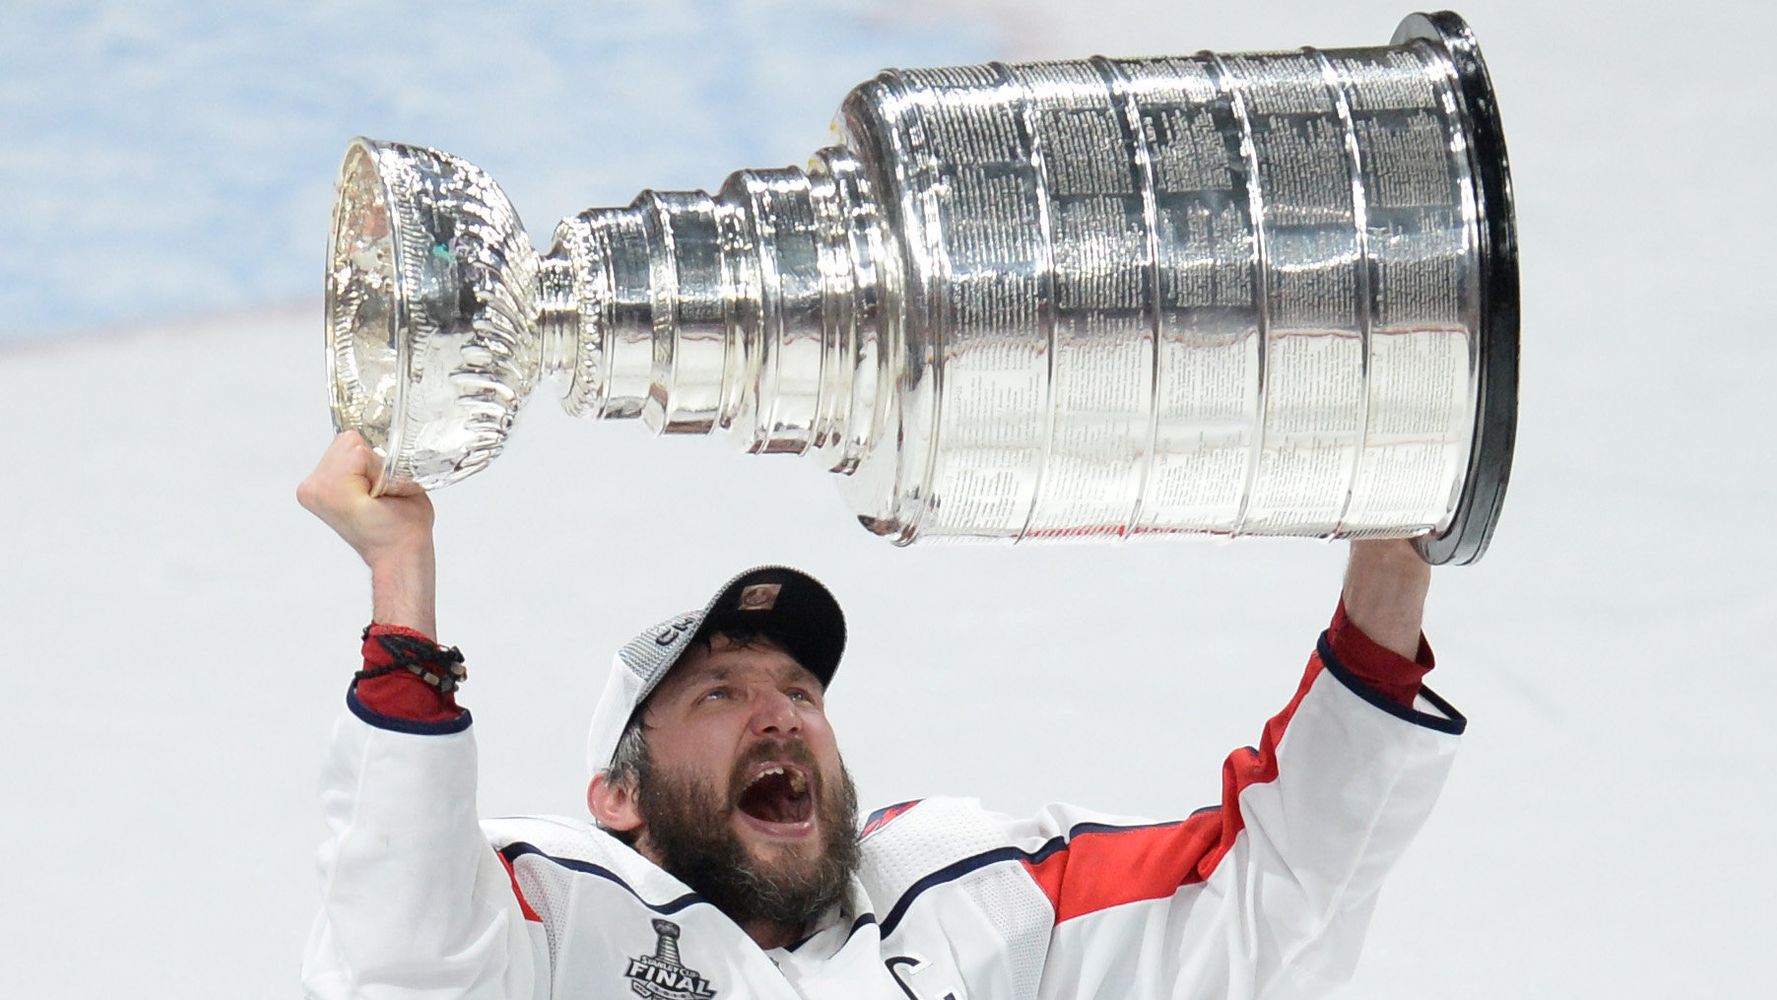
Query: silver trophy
326 10 1517 564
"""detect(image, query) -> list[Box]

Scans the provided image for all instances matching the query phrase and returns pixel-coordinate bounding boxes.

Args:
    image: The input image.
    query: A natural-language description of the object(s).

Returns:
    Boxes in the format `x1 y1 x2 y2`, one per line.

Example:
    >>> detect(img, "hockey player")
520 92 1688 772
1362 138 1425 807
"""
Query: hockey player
298 430 1464 999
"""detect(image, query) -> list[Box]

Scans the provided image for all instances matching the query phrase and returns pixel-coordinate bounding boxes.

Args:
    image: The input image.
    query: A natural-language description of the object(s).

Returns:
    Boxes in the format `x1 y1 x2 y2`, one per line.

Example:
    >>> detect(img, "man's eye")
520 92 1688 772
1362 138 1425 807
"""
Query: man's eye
787 688 813 703
702 688 731 701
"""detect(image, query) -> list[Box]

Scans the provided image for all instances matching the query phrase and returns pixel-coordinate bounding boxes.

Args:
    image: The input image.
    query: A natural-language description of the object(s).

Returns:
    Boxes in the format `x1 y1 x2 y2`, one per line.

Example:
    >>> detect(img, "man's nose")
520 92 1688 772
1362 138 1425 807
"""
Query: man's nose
750 689 802 736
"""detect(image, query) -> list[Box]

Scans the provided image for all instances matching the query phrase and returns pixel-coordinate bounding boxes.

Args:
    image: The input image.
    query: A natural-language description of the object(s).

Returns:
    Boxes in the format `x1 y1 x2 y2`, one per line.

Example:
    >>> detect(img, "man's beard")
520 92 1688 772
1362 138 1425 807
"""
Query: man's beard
635 739 861 931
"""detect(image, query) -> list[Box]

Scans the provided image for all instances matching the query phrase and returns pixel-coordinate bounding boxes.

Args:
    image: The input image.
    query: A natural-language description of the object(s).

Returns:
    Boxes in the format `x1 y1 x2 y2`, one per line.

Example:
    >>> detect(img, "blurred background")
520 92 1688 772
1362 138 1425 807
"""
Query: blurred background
2 1 1772 996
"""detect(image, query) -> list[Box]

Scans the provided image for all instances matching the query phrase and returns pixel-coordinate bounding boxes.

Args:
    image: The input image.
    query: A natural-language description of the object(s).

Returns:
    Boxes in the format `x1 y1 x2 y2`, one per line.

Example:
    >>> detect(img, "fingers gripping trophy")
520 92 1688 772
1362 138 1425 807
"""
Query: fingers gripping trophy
325 10 1518 564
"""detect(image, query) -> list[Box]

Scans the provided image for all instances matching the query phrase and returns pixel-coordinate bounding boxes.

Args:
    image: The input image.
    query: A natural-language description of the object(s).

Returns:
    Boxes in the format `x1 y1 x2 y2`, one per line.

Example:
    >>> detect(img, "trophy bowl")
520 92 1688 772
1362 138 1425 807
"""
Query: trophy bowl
326 138 545 494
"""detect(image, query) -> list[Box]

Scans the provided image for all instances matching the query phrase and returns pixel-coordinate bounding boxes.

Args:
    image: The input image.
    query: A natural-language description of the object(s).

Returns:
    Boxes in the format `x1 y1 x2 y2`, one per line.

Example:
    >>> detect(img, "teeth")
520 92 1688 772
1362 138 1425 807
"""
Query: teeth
745 763 812 798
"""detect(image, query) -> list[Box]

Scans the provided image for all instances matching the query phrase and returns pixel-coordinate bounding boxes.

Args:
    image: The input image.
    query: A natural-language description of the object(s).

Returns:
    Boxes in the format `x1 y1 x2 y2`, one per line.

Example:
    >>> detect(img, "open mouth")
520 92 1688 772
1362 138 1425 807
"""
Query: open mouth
736 764 814 826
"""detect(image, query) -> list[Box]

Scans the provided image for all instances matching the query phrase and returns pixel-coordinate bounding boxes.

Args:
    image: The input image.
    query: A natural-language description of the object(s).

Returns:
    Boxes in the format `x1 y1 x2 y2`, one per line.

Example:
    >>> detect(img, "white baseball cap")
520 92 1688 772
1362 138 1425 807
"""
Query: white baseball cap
585 565 846 775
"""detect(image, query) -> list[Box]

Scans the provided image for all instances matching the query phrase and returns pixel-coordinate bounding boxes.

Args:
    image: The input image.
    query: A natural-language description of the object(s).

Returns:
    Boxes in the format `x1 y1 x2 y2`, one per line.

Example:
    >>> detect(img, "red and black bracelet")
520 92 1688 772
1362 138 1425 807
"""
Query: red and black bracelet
355 626 468 694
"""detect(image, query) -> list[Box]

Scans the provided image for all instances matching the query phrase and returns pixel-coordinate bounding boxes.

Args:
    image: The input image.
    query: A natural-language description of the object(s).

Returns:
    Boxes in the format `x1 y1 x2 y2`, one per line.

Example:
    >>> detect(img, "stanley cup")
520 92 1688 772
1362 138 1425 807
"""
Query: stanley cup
326 10 1518 564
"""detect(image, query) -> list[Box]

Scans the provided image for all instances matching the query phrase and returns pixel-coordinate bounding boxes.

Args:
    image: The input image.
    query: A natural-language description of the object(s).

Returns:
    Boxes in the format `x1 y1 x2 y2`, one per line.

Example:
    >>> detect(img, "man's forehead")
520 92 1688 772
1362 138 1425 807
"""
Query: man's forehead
664 640 820 688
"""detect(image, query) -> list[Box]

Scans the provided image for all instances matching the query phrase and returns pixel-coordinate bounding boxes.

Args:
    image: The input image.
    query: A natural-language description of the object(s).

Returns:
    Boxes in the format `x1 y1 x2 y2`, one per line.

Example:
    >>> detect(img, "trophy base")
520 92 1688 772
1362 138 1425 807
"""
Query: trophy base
1397 11 1520 566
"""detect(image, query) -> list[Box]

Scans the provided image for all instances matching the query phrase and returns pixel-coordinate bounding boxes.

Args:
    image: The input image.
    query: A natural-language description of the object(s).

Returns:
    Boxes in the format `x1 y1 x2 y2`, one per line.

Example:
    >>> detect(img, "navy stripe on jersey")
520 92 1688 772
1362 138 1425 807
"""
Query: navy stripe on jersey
500 842 705 915
877 819 1188 937
785 912 878 953
346 687 472 735
1316 634 1467 735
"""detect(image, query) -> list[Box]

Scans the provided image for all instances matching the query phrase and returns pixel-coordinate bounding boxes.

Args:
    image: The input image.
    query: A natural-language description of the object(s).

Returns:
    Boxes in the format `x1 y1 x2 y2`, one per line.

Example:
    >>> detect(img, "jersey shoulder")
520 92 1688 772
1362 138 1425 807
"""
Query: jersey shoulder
482 813 607 857
481 814 680 897
856 797 1025 908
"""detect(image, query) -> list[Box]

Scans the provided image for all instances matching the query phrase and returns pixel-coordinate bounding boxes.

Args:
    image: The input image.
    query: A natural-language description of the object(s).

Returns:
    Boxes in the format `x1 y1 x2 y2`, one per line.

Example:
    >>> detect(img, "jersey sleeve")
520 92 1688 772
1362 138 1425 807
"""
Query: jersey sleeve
1013 625 1465 1000
300 683 549 1000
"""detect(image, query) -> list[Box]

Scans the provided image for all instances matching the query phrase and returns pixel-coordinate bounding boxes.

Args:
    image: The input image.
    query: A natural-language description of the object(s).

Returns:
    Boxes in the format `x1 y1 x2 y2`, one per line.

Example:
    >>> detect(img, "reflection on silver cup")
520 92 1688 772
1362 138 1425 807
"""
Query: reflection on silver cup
325 10 1517 564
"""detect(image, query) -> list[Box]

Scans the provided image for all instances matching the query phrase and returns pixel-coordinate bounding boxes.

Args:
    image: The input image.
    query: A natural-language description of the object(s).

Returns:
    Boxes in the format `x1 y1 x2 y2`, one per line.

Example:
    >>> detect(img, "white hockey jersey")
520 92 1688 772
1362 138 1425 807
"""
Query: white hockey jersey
303 636 1464 999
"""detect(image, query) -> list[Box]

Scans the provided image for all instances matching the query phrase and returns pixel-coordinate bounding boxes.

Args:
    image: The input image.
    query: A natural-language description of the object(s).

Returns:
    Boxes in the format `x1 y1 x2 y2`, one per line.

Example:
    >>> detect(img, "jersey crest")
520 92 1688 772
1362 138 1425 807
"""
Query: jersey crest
624 919 717 1000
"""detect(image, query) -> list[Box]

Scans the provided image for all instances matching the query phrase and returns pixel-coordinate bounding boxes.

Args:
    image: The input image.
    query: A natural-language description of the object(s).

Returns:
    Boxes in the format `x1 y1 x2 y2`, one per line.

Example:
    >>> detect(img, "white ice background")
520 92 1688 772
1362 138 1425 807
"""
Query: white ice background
2 1 1774 997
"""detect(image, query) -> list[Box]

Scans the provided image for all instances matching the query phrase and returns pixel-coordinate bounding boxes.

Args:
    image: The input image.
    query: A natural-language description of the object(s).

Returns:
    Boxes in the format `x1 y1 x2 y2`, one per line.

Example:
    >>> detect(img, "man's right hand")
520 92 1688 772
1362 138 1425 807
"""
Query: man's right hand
298 431 439 637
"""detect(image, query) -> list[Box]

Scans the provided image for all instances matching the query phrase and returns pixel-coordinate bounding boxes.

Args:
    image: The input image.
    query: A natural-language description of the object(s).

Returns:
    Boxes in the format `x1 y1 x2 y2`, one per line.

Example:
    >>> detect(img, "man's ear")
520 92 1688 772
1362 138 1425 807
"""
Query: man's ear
588 771 643 833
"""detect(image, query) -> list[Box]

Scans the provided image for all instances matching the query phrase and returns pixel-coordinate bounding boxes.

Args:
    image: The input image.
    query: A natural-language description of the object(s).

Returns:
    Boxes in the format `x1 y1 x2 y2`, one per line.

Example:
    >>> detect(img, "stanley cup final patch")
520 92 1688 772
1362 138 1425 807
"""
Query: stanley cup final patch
737 583 782 612
625 919 717 1000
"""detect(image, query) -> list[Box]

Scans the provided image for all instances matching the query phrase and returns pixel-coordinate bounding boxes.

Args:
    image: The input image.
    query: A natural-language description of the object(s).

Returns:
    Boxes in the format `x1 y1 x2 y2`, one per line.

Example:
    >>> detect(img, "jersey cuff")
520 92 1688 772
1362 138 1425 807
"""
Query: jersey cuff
346 685 473 735
1326 599 1433 708
1316 632 1465 735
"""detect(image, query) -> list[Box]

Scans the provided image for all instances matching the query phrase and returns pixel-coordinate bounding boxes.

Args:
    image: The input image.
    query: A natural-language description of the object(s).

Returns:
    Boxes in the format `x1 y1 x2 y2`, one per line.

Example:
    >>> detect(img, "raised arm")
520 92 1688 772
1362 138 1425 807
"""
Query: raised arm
1003 539 1462 1000
296 432 543 1000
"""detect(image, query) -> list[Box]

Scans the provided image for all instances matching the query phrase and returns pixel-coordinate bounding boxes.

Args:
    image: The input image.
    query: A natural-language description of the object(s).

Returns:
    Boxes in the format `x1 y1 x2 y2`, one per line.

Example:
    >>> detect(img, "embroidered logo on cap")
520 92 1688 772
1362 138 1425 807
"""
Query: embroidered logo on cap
737 583 781 612
653 615 699 647
624 919 717 1000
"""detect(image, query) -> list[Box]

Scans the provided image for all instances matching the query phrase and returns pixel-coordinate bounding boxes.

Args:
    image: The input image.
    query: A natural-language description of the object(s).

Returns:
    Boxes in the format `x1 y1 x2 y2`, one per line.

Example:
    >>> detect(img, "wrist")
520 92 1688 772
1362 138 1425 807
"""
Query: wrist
1349 537 1428 566
360 534 434 573
1341 538 1431 660
369 547 438 638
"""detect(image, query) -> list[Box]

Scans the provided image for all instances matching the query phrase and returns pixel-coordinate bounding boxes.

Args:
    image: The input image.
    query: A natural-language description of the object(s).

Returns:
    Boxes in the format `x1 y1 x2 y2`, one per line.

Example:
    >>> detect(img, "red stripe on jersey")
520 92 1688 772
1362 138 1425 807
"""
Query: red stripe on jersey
861 800 923 840
1023 655 1326 924
498 853 544 923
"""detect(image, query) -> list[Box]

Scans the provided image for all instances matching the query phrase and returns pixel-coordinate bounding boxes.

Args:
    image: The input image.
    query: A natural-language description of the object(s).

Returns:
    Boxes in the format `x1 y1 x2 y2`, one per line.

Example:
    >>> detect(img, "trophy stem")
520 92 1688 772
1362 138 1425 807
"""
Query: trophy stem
547 150 887 472
537 255 581 384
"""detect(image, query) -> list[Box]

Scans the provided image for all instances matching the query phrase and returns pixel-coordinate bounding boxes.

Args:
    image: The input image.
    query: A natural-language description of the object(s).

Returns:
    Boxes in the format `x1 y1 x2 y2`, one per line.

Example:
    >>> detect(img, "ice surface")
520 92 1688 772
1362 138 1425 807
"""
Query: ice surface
2 1 1775 998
